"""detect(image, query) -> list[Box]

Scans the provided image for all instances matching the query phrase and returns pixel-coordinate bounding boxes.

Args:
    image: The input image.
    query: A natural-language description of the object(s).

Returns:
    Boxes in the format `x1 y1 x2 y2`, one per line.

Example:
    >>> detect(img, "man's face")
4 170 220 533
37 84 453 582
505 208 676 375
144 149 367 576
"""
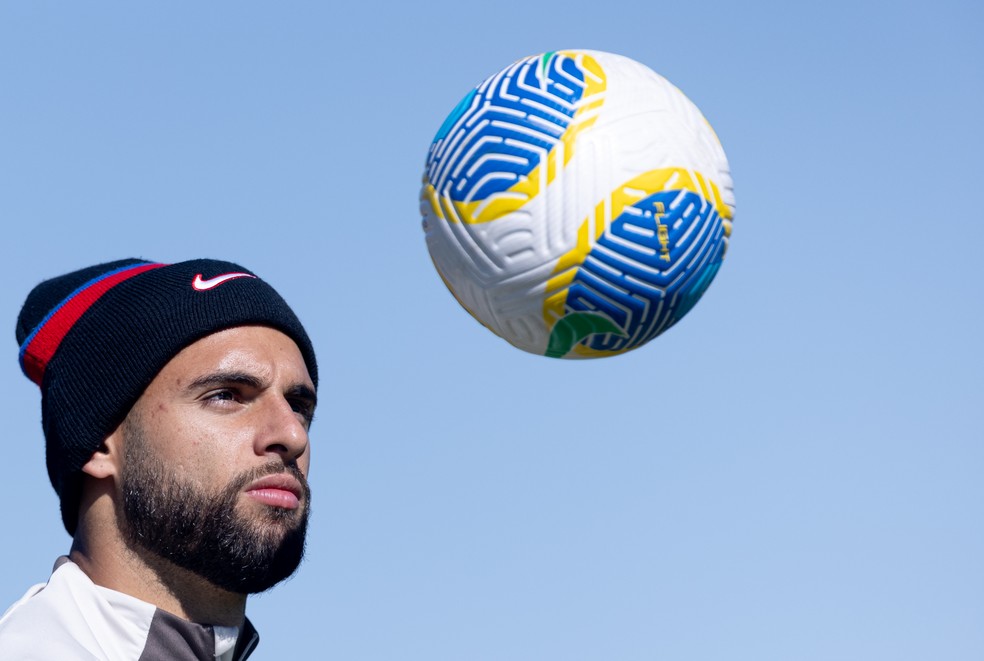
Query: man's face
116 325 317 594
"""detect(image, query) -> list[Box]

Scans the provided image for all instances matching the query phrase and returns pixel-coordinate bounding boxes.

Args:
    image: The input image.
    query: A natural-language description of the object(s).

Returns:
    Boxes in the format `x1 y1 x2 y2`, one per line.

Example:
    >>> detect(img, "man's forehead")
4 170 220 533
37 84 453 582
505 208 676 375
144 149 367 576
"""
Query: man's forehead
162 325 312 386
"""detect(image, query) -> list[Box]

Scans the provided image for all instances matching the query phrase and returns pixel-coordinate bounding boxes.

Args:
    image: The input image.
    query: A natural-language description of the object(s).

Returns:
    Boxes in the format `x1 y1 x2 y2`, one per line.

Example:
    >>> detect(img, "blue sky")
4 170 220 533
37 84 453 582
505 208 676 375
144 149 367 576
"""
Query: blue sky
1 2 981 659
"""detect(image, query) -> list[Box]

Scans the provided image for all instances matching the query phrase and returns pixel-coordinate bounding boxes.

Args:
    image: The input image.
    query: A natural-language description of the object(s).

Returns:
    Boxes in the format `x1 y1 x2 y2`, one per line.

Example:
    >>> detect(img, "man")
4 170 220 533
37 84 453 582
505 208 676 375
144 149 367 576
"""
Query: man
0 258 319 660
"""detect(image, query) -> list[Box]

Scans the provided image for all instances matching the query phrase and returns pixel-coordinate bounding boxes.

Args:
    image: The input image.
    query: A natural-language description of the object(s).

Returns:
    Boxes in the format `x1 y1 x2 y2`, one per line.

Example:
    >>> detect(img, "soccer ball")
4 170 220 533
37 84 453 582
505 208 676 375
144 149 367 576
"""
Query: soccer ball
420 50 735 359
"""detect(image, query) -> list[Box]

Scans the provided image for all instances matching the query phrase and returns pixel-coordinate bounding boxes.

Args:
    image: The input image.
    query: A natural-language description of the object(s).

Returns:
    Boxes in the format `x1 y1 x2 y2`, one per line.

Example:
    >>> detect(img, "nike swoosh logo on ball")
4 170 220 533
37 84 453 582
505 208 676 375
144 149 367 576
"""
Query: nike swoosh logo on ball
192 272 257 291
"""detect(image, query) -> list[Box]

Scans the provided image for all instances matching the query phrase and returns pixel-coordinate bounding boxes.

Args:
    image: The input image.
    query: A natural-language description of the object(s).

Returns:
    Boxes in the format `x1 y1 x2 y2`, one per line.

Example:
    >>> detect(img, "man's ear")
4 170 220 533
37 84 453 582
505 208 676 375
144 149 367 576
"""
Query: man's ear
80 424 125 480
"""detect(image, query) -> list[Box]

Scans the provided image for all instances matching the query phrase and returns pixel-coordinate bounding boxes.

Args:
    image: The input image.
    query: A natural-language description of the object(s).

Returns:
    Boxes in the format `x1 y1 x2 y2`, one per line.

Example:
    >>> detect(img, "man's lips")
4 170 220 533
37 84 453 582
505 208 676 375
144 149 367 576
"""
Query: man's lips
244 473 303 510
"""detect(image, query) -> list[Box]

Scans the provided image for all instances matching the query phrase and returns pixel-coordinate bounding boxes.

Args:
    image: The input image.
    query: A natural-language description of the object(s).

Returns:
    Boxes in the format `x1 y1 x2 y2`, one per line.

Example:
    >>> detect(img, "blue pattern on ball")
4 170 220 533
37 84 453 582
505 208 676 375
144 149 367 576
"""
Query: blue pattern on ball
566 189 727 353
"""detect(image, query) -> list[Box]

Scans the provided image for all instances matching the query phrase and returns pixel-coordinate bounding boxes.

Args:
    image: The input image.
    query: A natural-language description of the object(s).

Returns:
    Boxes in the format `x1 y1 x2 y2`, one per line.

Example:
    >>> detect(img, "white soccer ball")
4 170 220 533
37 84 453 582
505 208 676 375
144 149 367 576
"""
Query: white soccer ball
420 50 735 358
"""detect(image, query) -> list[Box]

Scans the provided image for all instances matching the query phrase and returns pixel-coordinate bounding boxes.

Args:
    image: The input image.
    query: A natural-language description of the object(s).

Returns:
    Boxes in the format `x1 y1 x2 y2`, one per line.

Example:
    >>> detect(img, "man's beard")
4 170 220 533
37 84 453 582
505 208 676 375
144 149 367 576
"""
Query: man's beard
118 421 311 594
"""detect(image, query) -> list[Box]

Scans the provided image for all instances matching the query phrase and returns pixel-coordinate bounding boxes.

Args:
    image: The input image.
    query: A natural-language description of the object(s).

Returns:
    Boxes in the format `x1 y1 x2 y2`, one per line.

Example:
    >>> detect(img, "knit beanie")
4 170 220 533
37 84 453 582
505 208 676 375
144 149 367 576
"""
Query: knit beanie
16 258 318 536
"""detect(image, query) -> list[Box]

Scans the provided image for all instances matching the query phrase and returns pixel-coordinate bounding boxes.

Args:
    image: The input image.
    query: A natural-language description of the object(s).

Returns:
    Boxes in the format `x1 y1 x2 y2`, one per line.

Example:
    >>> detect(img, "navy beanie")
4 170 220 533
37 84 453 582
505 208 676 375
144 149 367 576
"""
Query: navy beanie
15 258 318 536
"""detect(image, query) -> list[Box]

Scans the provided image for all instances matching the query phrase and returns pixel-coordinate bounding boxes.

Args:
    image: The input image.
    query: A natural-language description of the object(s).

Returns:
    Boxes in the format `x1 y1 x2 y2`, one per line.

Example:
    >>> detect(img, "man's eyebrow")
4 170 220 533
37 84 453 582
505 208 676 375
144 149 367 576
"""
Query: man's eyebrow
286 384 318 408
186 371 265 392
186 372 317 406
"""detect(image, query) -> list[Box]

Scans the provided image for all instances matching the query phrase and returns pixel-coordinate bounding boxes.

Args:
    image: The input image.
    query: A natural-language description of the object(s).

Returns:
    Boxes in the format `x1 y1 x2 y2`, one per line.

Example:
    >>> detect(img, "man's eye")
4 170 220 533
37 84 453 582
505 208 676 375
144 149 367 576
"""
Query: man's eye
289 399 316 424
207 390 238 403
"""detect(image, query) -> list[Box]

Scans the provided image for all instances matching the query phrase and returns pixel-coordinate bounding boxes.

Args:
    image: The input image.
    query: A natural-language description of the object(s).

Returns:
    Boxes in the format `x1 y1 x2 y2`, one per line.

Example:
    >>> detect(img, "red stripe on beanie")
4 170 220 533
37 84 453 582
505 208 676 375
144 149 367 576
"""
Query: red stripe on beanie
20 262 166 386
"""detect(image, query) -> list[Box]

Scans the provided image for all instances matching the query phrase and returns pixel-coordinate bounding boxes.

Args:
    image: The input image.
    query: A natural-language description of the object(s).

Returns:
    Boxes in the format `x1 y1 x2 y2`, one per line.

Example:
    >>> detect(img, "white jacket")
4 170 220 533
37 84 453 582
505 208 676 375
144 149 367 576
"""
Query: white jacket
0 558 258 660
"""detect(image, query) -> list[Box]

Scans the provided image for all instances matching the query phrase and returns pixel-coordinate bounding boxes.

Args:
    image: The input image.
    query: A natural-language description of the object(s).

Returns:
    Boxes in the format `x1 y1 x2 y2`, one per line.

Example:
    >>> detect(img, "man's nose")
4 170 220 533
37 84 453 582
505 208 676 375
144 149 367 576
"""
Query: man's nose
254 395 309 462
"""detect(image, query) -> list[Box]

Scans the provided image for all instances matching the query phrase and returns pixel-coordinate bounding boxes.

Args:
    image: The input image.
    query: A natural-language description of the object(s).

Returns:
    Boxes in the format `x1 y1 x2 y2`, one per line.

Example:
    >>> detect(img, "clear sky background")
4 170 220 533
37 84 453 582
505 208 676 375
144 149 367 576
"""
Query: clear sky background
1 2 981 660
